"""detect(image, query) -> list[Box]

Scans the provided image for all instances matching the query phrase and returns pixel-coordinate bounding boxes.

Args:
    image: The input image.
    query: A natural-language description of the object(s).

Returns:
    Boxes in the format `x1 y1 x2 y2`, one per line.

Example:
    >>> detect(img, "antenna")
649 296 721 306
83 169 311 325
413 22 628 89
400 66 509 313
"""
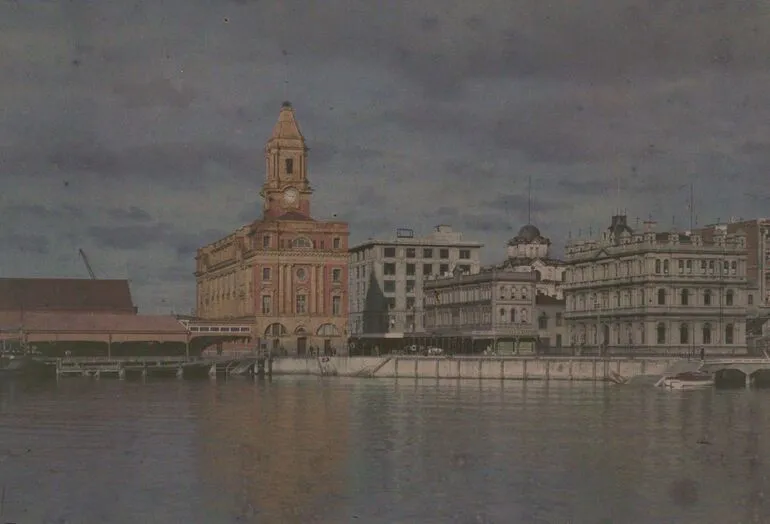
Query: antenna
527 175 532 224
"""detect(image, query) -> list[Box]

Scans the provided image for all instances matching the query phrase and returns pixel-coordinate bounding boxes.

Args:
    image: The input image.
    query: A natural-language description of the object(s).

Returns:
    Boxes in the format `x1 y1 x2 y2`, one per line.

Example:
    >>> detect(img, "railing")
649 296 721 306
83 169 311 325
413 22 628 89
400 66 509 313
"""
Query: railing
54 356 191 364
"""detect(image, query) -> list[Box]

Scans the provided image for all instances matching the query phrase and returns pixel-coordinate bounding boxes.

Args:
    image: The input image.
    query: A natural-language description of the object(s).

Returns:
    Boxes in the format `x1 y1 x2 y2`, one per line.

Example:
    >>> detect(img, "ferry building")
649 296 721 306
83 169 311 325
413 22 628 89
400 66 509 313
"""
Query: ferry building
195 102 349 355
563 215 749 356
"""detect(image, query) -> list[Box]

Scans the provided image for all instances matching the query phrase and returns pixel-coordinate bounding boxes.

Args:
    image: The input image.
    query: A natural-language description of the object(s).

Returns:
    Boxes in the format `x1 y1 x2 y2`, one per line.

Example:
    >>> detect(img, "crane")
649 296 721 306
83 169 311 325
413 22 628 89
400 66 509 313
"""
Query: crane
78 248 97 279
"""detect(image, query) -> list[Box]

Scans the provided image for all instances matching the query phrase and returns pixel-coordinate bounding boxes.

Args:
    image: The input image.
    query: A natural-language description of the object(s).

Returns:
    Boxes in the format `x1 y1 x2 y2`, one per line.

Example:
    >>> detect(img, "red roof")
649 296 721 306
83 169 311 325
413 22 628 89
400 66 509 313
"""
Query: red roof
0 278 135 313
0 311 186 334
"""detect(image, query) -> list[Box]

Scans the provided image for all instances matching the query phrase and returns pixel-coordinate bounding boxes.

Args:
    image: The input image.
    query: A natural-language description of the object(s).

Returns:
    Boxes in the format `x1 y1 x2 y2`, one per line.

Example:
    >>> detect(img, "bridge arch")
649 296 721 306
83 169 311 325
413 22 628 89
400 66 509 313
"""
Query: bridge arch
265 323 288 337
316 323 340 337
714 368 747 388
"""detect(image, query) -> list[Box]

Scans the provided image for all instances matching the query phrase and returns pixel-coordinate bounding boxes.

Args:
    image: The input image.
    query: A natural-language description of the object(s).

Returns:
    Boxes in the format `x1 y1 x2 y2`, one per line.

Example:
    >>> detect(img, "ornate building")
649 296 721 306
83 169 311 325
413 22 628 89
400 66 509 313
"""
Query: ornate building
503 223 566 299
563 215 749 356
195 102 349 355
423 269 538 354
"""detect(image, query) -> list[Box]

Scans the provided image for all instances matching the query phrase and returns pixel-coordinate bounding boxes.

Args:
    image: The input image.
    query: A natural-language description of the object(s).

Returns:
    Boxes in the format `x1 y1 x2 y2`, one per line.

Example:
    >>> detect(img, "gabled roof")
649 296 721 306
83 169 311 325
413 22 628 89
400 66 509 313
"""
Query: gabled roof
0 278 135 313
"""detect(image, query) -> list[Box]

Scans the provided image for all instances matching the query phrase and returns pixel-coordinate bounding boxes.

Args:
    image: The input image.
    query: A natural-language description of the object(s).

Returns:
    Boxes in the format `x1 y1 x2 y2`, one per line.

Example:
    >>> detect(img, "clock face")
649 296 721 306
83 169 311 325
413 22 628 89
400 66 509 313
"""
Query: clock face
283 188 298 205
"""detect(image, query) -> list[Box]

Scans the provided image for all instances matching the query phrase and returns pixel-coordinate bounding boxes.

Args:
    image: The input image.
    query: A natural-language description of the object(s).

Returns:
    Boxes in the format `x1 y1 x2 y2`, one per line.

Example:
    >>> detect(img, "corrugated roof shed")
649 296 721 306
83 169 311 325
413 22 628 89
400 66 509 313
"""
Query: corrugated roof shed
0 278 135 313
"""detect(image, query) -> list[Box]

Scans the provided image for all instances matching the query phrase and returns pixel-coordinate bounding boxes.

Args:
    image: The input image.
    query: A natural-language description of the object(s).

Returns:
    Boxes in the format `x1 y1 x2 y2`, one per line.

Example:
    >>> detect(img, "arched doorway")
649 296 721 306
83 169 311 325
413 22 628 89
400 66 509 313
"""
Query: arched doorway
264 323 288 353
317 323 340 355
295 326 309 356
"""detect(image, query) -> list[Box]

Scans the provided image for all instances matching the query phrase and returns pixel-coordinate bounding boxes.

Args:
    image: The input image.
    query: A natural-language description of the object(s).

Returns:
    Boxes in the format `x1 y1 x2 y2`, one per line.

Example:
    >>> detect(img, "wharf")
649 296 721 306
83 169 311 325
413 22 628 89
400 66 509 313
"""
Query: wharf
52 355 272 379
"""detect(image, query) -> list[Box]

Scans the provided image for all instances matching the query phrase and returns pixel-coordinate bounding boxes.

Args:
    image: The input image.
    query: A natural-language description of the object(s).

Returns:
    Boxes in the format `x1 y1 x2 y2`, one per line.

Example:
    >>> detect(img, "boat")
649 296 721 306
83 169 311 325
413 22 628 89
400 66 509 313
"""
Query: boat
655 371 714 390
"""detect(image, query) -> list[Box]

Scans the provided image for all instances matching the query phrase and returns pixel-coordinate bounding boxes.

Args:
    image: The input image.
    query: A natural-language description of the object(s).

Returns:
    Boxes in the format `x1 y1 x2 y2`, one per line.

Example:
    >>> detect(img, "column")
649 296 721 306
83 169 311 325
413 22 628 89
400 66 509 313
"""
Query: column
278 263 284 314
310 264 317 315
318 265 325 315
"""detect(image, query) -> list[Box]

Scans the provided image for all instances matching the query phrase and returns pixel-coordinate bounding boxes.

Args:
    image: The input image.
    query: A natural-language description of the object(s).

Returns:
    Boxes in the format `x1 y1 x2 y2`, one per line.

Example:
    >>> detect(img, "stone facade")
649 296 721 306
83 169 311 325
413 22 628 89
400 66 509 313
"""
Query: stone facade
423 269 538 354
563 215 749 356
503 223 566 299
195 102 349 355
535 294 566 353
348 225 482 341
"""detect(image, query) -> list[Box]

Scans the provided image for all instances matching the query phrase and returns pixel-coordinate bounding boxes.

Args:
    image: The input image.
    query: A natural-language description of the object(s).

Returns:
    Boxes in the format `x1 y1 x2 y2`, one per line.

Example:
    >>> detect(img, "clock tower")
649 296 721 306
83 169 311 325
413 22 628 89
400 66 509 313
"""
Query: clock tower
261 101 313 219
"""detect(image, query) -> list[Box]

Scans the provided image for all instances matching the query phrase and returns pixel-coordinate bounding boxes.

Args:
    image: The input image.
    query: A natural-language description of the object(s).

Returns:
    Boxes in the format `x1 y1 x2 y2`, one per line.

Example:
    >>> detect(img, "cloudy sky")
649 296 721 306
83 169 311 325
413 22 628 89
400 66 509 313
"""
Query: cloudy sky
2 1 770 313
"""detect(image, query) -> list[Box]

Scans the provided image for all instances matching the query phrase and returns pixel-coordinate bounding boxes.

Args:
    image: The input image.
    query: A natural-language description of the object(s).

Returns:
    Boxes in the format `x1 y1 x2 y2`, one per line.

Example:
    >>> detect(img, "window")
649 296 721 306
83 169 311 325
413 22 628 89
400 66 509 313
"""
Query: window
538 315 548 329
680 323 689 344
704 290 712 306
709 260 715 272
406 248 416 258
749 294 754 305
261 295 272 315
295 294 307 314
499 308 506 318
406 280 415 293
384 263 396 276
731 261 737 275
387 298 396 310
439 264 449 274
423 248 433 258
383 280 396 293
701 260 707 272
262 235 271 249
384 247 396 257
439 249 449 259
459 249 471 259
657 323 666 344
702 323 712 344
292 237 312 249
406 297 415 309
680 289 689 305
686 260 692 273
657 289 666 305
655 259 661 273
726 324 734 344
423 264 433 276
333 237 341 249
262 267 271 281
332 268 342 282
663 260 670 274
458 264 471 274
678 260 684 273
726 290 734 306
285 158 294 174
555 313 563 327
406 263 416 276
332 296 341 316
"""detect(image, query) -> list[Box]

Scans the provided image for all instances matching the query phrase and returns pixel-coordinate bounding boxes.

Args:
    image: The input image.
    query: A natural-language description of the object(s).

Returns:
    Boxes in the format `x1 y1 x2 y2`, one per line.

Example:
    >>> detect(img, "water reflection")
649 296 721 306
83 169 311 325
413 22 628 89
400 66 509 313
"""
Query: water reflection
0 377 768 523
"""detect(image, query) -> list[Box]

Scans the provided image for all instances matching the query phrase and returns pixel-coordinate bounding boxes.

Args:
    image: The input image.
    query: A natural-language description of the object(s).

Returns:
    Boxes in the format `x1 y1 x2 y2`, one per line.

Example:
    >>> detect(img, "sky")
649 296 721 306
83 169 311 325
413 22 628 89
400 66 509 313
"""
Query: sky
2 1 770 313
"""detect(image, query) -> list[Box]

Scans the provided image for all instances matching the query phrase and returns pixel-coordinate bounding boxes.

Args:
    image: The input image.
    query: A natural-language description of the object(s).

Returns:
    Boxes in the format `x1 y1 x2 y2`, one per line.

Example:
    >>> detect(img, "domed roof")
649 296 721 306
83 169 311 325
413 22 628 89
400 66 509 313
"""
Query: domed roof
516 224 541 242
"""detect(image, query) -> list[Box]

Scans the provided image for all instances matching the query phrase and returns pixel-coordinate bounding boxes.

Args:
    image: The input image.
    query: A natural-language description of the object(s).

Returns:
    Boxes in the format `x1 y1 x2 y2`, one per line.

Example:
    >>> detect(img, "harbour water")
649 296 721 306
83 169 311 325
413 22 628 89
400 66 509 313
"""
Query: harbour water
0 377 768 523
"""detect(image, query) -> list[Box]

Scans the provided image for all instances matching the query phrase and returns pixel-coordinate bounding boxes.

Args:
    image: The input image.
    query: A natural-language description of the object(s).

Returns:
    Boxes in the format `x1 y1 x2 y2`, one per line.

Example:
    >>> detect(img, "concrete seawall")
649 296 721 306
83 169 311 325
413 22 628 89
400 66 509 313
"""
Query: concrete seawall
270 356 682 382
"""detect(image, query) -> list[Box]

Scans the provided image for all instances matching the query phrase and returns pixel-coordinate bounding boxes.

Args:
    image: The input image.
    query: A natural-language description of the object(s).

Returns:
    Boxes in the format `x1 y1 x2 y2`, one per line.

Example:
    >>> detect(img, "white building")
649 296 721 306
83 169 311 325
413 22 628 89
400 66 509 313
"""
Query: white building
348 225 482 348
423 269 538 354
563 215 749 356
503 223 566 299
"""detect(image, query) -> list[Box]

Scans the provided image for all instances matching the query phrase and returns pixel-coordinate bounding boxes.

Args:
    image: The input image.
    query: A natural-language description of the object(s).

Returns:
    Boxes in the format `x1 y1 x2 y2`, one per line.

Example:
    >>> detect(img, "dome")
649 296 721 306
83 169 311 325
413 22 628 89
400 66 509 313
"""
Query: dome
516 224 541 242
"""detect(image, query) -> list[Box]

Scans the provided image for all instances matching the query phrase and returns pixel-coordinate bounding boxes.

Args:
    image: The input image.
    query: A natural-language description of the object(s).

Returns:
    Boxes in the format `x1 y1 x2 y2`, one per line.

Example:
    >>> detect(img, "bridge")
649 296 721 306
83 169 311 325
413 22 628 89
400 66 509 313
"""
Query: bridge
699 355 770 387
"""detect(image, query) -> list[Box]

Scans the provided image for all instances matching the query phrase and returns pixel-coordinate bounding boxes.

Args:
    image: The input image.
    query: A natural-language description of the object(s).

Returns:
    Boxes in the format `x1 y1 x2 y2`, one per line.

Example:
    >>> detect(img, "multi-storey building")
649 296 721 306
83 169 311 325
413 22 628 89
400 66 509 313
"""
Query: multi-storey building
535 294 566 353
423 269 538 354
195 102 349 355
503 223 566 299
563 215 749 356
695 219 770 311
347 225 482 348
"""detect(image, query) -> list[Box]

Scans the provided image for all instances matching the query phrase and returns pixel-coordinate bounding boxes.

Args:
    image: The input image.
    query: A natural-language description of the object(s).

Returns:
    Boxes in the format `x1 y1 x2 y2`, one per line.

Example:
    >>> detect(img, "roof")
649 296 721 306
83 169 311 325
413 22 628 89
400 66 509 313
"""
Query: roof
272 211 315 221
269 102 305 143
0 311 187 334
0 278 135 313
502 256 565 268
536 294 566 306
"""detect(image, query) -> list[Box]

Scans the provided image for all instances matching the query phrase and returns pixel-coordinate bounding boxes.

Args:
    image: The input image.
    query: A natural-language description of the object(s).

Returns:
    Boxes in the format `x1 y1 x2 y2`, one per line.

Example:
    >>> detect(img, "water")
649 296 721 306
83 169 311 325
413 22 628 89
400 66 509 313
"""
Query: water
0 377 768 524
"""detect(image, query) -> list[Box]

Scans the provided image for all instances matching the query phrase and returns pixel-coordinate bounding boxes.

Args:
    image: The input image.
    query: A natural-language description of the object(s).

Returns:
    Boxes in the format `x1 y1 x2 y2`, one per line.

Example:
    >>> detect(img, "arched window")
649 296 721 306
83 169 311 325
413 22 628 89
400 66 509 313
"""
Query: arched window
680 289 689 306
702 323 712 344
656 323 666 344
499 287 507 299
663 260 670 273
292 237 313 249
509 288 516 300
520 309 528 323
657 289 666 305
499 308 506 318
316 323 340 337
265 323 288 337
704 290 712 306
725 324 734 344
679 323 689 344
534 270 542 281
730 261 737 274
655 259 661 273
510 309 516 322
521 287 528 299
726 290 734 306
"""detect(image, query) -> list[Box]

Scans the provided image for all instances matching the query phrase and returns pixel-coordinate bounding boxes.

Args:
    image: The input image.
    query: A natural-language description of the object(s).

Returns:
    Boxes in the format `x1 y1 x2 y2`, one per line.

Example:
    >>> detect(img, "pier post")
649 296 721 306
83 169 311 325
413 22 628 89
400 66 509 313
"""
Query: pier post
107 334 112 360
185 334 190 360
118 365 126 380
142 364 148 379
176 366 184 379
746 371 752 389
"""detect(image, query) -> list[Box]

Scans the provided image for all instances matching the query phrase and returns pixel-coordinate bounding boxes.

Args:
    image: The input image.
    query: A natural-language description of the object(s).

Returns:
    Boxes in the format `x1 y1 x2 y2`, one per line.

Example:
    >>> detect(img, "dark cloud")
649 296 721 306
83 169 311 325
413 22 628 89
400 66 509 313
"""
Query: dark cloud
1 234 50 255
88 223 172 250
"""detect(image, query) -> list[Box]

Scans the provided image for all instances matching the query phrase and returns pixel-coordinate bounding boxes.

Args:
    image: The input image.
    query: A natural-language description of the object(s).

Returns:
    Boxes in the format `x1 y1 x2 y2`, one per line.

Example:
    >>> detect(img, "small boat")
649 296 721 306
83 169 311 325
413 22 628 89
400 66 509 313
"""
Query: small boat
656 371 714 390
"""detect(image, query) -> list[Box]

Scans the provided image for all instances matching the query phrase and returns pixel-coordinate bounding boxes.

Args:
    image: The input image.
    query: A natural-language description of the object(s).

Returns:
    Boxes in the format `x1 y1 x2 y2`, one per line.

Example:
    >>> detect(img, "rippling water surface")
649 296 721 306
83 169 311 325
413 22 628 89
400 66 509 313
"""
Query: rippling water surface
0 377 768 523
